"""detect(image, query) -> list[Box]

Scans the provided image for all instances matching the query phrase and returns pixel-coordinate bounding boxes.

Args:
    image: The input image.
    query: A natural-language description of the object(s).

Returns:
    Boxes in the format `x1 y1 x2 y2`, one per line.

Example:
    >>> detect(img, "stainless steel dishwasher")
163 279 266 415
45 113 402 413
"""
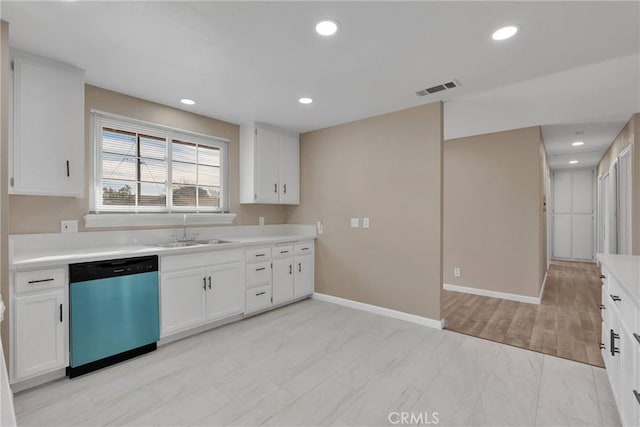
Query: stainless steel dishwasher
68 255 159 378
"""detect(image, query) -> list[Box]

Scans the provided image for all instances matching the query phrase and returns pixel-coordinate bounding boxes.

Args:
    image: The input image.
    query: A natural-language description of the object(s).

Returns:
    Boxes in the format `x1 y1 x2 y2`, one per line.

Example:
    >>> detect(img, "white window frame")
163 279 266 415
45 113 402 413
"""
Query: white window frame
87 110 235 227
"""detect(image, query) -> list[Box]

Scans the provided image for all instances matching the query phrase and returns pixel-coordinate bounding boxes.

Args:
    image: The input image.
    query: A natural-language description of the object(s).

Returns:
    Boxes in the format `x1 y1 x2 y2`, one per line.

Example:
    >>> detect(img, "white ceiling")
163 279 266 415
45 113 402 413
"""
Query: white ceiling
2 1 639 167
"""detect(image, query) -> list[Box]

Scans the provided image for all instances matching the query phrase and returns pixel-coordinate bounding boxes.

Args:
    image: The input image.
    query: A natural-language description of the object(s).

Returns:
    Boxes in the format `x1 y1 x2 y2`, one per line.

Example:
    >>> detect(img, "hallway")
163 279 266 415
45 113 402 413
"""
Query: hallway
443 261 603 367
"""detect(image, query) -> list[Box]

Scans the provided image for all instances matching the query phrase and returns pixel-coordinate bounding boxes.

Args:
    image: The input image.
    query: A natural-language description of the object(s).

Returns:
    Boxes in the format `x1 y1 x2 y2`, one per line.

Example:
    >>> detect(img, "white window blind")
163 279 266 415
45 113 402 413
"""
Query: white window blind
92 111 228 213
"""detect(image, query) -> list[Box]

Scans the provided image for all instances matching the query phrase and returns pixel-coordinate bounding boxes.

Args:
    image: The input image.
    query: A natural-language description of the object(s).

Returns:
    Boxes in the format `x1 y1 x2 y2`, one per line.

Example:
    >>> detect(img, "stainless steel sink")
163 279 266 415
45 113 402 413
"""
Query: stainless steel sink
150 239 235 248
152 241 202 248
196 239 235 245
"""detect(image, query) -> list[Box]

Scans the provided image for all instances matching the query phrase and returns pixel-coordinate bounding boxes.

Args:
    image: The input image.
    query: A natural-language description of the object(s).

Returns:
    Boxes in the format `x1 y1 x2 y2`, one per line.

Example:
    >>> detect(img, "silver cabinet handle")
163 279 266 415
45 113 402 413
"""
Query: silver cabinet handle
599 342 605 350
256 267 266 271
599 304 605 310
256 291 266 296
611 329 620 356
255 253 266 257
301 247 309 251
280 250 289 254
600 275 606 279
283 183 287 194
610 294 622 302
289 264 292 275
59 304 63 323
27 278 55 284
66 160 70 177
634 390 640 405
298 263 302 273
203 277 207 290
208 276 212 290
274 183 278 193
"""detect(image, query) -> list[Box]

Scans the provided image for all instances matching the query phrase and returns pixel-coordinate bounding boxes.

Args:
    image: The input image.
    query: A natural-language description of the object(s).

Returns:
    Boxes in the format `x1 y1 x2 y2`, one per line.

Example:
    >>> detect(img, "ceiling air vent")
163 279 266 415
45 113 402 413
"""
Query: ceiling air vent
416 79 460 97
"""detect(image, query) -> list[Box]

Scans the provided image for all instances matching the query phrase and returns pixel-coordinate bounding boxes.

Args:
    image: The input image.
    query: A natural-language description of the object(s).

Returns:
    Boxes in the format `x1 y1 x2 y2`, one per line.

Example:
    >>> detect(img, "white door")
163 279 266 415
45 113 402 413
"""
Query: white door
255 126 280 203
272 257 294 304
206 263 244 321
617 148 632 254
294 255 314 298
552 169 594 260
278 133 300 204
14 291 66 379
159 270 206 336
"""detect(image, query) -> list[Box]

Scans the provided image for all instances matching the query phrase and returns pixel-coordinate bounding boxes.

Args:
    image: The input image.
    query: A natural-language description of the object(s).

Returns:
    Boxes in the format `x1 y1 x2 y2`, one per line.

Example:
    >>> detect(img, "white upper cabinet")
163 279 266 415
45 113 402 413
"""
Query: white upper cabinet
10 50 85 197
240 123 300 205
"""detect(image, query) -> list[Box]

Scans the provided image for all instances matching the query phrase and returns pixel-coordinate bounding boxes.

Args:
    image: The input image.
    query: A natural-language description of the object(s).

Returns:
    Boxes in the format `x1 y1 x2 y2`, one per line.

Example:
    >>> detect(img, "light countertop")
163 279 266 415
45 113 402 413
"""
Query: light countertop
10 225 316 270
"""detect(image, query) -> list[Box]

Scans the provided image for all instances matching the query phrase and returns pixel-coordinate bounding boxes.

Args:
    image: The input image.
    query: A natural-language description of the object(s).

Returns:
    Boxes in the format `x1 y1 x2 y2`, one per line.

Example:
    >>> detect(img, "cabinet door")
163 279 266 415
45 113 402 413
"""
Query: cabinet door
278 133 299 205
255 126 280 203
294 255 314 298
206 263 244 322
273 258 294 304
619 328 638 427
160 270 206 337
14 291 66 379
11 53 84 197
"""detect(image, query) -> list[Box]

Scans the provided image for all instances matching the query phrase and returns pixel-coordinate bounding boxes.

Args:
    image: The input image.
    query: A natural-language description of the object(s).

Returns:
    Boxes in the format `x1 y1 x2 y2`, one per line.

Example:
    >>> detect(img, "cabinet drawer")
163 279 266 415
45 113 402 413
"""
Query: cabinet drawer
15 268 65 294
246 262 271 288
294 242 313 255
246 247 271 263
273 245 294 259
246 285 272 314
609 276 638 331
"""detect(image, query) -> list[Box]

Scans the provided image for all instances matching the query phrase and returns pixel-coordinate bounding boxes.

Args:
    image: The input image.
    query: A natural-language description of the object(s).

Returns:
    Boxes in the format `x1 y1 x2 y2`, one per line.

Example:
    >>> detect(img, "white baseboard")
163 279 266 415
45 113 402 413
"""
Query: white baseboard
312 293 444 329
443 283 541 305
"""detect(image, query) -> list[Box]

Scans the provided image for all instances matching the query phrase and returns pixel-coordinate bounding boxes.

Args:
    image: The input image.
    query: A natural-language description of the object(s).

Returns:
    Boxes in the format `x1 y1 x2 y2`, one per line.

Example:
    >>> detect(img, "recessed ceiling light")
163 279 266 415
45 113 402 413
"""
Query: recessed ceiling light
492 25 519 41
180 98 196 105
315 20 339 36
572 141 584 146
569 160 579 164
298 97 313 104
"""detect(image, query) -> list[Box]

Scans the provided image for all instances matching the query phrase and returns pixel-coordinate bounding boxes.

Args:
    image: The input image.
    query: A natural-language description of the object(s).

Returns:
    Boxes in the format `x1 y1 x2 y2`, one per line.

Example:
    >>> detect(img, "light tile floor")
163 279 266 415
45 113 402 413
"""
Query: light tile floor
14 299 621 427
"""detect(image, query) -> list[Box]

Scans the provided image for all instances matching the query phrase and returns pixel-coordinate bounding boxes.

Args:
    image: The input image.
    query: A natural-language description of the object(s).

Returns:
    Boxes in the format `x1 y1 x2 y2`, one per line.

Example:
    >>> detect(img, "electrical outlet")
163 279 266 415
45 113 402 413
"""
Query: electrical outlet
317 221 324 234
61 220 78 233
362 218 370 229
259 216 265 226
350 218 359 228
454 267 461 278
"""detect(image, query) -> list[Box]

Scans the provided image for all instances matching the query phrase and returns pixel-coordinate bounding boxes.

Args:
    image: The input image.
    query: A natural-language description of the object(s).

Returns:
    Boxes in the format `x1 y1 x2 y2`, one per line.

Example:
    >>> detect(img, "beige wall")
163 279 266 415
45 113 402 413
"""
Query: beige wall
285 102 443 320
597 113 640 254
1 21 9 360
8 85 286 234
443 126 546 298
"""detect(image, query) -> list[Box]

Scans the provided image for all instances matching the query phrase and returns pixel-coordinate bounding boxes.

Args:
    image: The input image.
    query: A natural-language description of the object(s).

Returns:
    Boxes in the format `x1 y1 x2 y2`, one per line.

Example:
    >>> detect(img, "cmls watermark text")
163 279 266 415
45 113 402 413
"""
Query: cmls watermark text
388 412 440 425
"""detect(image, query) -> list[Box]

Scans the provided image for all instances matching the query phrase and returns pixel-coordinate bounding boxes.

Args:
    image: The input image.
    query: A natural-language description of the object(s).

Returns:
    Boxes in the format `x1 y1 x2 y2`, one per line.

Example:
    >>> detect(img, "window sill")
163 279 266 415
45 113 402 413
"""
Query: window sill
84 213 237 228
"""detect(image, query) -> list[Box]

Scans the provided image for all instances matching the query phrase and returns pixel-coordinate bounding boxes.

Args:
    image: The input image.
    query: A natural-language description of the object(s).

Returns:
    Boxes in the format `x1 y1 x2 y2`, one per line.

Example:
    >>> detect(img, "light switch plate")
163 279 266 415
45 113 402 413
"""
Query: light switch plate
350 218 359 228
317 221 324 234
454 267 461 278
61 220 78 233
362 218 370 228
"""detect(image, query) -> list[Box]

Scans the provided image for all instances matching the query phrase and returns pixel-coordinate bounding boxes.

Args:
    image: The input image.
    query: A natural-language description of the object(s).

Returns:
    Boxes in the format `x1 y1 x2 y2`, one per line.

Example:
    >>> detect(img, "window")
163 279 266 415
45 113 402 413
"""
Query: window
92 111 228 214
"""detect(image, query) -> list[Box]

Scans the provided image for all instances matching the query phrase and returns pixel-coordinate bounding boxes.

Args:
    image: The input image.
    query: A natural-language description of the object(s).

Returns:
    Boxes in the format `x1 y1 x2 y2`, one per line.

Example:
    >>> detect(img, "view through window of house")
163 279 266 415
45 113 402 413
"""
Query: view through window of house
94 114 227 212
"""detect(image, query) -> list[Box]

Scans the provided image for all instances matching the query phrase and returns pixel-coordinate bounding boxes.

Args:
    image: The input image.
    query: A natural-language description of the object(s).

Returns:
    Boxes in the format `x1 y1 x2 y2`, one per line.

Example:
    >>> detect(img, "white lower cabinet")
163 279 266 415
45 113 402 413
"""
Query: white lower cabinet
14 291 66 380
272 258 294 304
160 269 207 336
599 255 640 427
160 250 244 338
294 254 313 298
206 264 244 322
11 267 68 383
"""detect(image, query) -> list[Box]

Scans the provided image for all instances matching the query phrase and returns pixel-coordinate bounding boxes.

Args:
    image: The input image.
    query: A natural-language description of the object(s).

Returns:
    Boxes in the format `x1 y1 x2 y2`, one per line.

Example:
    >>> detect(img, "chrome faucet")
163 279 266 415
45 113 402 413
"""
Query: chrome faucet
181 214 188 241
